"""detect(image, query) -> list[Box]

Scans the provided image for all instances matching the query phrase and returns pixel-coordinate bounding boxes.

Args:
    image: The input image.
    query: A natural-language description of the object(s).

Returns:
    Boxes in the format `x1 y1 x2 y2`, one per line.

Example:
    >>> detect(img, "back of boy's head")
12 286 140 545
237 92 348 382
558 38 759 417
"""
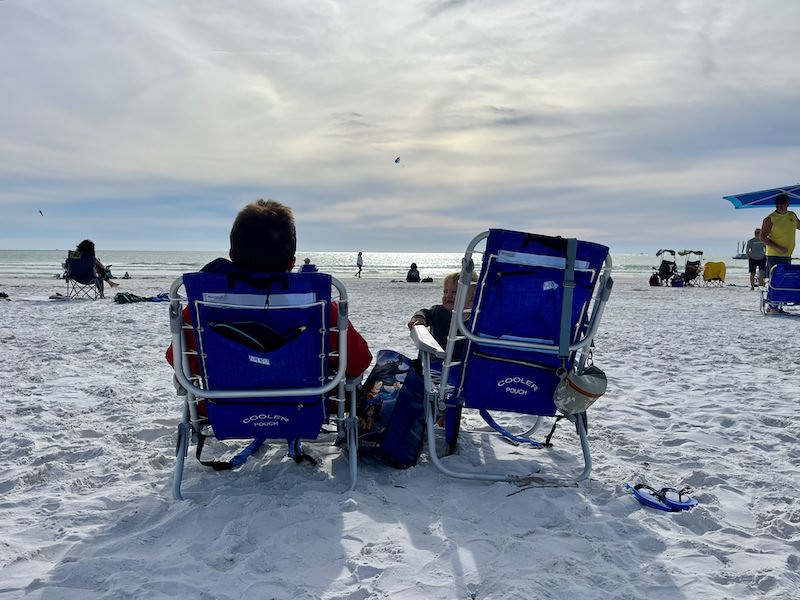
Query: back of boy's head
229 199 296 272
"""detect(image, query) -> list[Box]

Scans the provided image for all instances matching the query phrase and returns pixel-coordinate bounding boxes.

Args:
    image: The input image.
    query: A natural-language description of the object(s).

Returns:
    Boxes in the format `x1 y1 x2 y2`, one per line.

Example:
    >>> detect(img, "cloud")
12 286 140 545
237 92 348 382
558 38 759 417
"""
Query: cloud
1 0 798 252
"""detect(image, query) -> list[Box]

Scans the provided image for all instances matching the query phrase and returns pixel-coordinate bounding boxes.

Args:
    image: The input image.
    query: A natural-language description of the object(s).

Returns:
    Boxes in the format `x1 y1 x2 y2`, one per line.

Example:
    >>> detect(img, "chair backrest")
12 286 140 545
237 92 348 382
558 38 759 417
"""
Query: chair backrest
65 250 97 284
684 260 701 278
178 270 341 440
658 259 675 279
449 229 612 416
767 264 800 302
703 261 726 282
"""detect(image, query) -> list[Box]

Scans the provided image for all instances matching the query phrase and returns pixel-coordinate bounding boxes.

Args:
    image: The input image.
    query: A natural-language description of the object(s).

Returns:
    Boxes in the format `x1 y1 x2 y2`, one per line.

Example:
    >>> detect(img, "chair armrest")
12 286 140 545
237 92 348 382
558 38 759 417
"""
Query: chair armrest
411 324 445 359
345 372 364 391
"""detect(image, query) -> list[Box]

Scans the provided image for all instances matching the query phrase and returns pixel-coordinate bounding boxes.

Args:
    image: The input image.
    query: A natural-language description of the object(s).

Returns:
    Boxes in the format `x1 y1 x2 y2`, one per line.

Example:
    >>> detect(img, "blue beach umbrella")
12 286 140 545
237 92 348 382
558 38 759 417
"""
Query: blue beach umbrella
723 184 800 209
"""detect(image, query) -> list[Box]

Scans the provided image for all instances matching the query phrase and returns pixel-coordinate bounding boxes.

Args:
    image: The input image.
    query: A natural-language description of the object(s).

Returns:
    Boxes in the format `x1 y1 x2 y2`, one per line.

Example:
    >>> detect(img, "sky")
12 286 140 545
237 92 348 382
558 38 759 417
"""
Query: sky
1 0 799 253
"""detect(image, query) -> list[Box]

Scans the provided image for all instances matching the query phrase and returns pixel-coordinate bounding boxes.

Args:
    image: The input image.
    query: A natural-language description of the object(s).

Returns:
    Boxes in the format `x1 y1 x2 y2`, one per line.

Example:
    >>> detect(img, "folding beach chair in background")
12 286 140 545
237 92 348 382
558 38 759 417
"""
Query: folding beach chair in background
702 261 726 287
411 229 613 485
760 263 800 315
169 270 363 500
680 250 703 286
64 250 101 299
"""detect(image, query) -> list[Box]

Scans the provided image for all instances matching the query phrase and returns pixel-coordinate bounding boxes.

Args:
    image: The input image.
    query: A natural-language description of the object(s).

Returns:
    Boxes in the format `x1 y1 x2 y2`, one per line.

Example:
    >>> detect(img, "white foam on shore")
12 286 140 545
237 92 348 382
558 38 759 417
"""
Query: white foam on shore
0 273 797 599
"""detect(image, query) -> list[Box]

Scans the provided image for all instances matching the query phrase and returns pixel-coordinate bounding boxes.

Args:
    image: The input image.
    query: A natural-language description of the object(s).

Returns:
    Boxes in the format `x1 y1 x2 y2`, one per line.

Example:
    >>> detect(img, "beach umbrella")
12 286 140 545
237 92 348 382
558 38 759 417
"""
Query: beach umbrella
723 184 800 209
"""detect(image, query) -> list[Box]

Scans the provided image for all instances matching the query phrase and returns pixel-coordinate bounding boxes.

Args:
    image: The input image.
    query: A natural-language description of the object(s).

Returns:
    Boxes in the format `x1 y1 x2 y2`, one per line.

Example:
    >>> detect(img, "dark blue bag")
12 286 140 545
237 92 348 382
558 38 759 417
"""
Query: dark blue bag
357 350 425 468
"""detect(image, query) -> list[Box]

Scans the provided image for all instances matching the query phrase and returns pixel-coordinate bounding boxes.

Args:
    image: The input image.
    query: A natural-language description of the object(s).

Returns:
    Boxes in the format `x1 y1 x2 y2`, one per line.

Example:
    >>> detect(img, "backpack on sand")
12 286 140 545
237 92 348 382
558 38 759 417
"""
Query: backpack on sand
356 350 425 468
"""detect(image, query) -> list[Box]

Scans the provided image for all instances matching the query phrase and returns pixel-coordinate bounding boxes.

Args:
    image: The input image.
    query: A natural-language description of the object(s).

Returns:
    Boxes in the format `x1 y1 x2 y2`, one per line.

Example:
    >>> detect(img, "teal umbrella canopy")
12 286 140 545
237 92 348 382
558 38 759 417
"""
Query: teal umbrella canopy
724 184 800 209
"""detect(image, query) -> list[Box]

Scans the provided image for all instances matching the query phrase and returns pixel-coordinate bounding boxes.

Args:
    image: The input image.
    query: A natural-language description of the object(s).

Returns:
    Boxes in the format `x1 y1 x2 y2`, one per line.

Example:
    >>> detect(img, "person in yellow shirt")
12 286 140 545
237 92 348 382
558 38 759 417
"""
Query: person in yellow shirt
760 193 799 276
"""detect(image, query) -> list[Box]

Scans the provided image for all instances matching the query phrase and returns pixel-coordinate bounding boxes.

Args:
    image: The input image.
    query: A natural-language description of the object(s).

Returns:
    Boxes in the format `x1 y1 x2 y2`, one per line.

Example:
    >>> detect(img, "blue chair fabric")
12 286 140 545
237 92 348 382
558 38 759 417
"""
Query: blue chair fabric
181 271 332 441
412 228 613 484
764 264 800 309
457 230 609 416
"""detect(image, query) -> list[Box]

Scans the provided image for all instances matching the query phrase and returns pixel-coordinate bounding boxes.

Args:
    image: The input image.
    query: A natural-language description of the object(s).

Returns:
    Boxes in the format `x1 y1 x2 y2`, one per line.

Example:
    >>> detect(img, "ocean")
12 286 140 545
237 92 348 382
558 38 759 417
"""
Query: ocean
0 249 750 281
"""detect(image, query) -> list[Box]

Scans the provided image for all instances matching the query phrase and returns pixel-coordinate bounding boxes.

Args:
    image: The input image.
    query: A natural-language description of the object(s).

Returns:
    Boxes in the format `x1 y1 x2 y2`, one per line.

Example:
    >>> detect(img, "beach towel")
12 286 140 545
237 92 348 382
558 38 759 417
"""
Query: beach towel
114 292 170 304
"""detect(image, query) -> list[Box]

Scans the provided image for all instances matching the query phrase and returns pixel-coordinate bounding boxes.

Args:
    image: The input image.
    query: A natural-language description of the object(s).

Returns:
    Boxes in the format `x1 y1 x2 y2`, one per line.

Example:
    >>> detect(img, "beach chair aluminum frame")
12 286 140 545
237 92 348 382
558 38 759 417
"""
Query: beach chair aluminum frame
411 229 613 485
64 250 101 300
760 263 800 314
169 272 361 500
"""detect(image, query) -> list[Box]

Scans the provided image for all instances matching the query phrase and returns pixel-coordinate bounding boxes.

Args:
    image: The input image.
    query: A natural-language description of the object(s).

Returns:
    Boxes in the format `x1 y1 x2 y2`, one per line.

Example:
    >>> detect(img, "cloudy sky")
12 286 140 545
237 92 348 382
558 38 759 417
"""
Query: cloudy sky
2 0 798 253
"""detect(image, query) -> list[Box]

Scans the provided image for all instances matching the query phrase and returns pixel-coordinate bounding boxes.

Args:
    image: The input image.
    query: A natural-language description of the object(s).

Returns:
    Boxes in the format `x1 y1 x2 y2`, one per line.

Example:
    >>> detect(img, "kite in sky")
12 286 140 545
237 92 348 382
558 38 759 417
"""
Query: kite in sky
394 157 400 164
38 210 44 216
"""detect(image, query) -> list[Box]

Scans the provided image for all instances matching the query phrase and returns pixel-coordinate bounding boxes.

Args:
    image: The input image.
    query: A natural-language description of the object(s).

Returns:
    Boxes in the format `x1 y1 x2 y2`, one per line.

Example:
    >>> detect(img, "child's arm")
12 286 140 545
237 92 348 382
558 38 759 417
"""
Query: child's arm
407 307 432 329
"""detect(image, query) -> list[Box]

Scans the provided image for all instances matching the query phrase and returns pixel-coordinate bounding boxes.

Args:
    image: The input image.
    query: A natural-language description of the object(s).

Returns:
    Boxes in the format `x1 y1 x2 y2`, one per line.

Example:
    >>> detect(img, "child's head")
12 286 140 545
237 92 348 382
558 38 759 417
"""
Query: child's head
441 271 478 312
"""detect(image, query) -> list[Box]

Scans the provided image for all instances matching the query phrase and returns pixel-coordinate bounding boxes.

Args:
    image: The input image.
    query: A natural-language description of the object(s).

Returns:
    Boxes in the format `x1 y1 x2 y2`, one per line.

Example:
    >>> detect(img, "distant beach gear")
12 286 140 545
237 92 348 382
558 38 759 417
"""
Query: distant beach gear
702 261 726 287
760 263 800 315
625 483 698 512
113 292 169 303
410 228 613 485
723 184 800 209
680 250 703 286
653 249 677 286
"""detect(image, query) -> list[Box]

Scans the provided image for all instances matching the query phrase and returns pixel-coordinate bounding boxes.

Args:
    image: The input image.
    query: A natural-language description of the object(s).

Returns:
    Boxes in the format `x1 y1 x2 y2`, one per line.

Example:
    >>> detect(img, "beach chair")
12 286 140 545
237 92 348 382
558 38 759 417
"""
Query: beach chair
653 249 676 285
169 270 362 500
760 263 800 315
702 261 726 287
64 250 101 299
411 229 613 485
680 250 703 286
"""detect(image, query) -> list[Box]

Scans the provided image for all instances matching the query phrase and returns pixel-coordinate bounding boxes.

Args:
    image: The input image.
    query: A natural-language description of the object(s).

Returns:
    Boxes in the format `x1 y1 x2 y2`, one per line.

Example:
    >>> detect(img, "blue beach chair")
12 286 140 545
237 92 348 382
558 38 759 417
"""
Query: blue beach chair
761 263 800 315
169 270 362 500
411 229 613 484
64 250 101 299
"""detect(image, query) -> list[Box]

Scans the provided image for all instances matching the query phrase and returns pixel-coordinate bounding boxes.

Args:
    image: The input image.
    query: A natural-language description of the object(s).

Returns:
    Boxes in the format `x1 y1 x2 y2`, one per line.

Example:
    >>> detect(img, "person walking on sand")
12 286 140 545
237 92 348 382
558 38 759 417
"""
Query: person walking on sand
746 227 767 289
355 251 363 278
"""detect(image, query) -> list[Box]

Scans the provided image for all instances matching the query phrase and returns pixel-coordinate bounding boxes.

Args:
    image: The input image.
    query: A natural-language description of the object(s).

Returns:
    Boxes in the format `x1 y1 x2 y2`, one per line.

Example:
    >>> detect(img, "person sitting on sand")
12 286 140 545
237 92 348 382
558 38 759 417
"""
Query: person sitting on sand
300 257 318 272
166 199 372 379
406 263 421 283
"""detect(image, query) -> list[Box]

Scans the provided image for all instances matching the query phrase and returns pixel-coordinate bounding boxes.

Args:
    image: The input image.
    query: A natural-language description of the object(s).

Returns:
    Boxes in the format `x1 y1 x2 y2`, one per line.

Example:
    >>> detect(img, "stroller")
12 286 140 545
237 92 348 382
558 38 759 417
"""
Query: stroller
653 249 677 286
680 250 703 286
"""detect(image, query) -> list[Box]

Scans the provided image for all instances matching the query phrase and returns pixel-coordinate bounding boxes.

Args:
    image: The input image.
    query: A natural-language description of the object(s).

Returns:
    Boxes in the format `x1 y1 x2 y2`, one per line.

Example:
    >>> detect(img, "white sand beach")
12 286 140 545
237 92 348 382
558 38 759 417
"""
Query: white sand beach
0 271 798 599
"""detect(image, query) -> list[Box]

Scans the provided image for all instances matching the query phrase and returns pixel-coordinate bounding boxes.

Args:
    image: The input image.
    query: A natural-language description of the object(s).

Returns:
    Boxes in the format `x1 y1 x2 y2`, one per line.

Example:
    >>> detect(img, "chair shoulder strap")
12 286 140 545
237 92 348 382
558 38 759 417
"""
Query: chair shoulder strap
558 238 578 360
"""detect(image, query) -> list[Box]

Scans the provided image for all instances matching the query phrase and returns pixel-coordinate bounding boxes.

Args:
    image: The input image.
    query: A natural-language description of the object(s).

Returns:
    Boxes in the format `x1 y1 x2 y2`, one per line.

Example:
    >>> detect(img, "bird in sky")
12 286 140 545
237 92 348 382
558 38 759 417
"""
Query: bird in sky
394 157 400 164
38 210 44 216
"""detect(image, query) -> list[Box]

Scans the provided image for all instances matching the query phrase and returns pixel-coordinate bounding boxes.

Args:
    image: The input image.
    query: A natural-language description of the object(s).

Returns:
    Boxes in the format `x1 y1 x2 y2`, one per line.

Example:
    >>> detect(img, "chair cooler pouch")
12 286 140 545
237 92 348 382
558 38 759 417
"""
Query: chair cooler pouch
183 271 332 441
